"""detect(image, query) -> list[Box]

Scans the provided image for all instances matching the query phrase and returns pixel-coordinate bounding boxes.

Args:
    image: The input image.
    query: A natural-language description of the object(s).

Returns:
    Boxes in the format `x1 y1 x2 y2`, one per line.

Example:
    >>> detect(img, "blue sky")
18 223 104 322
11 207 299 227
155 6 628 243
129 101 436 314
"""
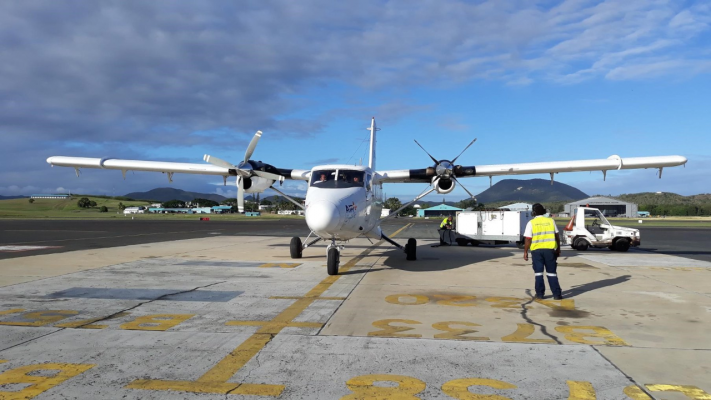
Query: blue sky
0 1 709 201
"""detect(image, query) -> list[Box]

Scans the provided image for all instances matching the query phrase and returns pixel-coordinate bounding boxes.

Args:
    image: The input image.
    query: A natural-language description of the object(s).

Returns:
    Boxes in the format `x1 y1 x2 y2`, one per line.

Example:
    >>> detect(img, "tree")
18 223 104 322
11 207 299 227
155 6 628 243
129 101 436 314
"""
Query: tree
77 197 92 208
89 200 97 207
456 198 478 210
383 197 402 211
260 199 272 205
118 202 126 211
99 206 108 212
162 199 186 208
28 198 34 204
400 205 416 216
222 198 238 206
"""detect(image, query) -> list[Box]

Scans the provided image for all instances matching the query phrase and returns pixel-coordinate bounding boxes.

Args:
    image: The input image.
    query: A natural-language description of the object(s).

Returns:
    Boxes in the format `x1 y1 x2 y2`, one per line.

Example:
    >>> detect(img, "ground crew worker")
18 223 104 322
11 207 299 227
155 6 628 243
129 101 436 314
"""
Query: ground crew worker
523 203 563 300
439 216 454 245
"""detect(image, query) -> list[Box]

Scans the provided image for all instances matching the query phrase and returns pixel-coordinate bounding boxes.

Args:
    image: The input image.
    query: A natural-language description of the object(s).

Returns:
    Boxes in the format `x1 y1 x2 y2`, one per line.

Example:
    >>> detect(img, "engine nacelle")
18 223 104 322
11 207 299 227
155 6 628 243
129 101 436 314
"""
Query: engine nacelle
243 176 274 193
433 177 455 194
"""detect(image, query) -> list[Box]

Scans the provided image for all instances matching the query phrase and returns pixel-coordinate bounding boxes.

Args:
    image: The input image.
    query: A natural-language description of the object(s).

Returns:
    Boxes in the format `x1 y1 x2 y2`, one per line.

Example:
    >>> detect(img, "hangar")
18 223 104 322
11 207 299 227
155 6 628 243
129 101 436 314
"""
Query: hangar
416 204 463 218
564 196 637 218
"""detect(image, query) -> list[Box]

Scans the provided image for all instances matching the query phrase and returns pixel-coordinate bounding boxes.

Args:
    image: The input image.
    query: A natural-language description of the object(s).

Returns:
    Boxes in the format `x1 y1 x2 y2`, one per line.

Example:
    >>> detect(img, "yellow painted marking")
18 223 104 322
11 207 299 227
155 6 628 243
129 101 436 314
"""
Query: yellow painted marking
55 312 130 329
645 384 711 399
501 323 556 344
0 360 6 364
433 295 478 307
226 320 323 334
0 309 24 316
567 381 596 399
441 378 516 399
258 263 301 268
342 374 425 399
269 296 346 301
127 224 408 396
555 326 629 346
0 310 78 327
623 385 652 399
385 294 429 306
485 297 526 309
368 319 422 338
0 363 94 399
433 321 489 341
120 314 194 331
535 298 576 311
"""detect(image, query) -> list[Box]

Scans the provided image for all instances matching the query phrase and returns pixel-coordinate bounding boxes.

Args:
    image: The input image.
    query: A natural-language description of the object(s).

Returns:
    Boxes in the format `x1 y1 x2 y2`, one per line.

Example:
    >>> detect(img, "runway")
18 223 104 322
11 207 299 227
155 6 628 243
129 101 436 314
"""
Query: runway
0 219 709 398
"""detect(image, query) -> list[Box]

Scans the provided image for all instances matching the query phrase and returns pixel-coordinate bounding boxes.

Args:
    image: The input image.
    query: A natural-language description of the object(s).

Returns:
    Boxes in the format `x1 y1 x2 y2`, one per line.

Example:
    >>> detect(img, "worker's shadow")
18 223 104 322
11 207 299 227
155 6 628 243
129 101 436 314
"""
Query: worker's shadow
561 275 631 298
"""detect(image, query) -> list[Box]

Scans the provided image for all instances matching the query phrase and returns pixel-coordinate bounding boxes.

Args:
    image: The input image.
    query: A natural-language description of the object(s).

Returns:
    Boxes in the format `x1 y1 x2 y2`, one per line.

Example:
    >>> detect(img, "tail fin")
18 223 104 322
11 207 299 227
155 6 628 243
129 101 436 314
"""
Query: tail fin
367 117 379 170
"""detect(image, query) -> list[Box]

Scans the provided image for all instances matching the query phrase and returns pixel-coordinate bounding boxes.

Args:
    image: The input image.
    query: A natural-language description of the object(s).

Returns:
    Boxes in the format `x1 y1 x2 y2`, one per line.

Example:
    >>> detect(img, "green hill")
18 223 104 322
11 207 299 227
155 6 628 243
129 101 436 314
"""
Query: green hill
0 196 151 218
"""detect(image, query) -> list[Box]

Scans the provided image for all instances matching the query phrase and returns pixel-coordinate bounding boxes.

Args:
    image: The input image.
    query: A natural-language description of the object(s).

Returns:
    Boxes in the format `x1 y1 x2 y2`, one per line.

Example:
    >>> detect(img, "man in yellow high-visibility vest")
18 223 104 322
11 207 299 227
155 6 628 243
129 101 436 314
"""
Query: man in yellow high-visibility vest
523 203 563 300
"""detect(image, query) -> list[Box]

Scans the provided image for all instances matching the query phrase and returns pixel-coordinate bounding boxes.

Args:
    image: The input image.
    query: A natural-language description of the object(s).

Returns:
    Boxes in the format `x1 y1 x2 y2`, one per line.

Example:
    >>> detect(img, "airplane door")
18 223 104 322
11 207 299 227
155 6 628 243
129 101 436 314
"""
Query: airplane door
365 173 373 216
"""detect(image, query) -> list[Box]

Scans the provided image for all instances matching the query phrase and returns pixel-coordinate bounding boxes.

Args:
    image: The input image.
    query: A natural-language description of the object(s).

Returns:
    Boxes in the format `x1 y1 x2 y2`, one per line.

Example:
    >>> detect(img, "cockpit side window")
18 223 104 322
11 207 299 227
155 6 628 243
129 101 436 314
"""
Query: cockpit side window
365 174 372 191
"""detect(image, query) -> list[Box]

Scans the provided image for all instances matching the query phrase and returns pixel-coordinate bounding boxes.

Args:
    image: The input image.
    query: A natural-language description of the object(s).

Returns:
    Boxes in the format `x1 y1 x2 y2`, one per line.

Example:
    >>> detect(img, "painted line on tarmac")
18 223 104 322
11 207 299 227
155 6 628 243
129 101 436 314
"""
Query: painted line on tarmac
125 223 411 397
3 229 228 245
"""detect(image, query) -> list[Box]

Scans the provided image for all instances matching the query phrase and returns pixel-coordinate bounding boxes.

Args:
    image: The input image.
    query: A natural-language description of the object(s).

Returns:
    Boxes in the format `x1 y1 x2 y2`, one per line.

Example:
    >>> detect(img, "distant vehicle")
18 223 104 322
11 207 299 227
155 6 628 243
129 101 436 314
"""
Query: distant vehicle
454 210 533 247
123 206 145 214
563 207 640 252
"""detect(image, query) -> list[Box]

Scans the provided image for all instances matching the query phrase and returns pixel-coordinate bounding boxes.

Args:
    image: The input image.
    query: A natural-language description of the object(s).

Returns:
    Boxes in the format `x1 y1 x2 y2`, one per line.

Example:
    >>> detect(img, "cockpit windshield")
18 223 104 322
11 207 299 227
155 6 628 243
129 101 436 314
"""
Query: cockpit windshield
310 169 364 189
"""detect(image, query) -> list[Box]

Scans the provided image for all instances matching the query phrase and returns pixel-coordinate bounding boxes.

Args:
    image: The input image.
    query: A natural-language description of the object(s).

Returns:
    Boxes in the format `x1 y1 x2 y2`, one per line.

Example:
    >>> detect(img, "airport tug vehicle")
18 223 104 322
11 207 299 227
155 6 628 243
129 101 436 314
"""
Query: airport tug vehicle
563 207 640 252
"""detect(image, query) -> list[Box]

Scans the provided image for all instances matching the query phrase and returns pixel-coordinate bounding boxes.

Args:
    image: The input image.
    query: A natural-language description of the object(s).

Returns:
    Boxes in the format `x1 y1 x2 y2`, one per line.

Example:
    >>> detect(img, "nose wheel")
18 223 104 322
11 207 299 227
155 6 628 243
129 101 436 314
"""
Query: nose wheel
327 244 340 275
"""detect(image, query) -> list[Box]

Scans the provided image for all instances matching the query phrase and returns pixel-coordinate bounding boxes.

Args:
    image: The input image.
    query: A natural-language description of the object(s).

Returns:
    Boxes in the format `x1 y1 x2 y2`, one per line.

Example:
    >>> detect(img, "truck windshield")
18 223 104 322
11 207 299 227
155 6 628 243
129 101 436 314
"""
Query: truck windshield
310 169 364 189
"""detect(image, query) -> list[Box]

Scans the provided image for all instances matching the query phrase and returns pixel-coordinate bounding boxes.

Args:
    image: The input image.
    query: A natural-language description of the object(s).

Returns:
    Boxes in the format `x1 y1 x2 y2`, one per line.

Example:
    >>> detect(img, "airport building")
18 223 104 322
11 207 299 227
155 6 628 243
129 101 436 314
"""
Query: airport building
30 194 70 199
564 196 637 218
416 204 463 218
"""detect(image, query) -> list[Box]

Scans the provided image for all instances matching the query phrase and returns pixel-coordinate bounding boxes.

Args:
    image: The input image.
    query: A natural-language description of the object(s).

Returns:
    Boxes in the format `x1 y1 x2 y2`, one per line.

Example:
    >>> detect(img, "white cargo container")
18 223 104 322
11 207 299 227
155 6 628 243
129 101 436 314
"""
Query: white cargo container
454 210 533 246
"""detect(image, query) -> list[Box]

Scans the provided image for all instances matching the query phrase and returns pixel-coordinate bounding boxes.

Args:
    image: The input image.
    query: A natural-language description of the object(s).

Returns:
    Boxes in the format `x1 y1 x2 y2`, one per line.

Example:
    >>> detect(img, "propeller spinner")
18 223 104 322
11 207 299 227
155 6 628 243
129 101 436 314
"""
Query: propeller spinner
414 139 478 198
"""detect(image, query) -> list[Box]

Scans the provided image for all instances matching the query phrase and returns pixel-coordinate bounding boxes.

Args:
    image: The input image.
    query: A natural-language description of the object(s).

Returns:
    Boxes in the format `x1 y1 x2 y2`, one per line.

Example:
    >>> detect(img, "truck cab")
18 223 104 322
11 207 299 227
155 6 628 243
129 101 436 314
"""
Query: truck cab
563 207 640 252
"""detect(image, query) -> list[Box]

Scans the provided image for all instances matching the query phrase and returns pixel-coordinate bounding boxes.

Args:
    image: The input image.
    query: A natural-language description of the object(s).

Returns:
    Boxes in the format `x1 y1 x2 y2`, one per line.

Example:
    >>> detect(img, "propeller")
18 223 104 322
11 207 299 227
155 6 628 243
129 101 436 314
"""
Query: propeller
203 130 279 213
414 139 478 198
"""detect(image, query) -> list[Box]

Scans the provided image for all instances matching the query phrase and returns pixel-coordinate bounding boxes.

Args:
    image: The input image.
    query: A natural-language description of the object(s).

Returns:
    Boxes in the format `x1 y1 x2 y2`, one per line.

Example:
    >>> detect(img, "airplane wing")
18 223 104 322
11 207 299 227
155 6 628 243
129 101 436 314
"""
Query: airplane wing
46 156 311 181
375 155 688 183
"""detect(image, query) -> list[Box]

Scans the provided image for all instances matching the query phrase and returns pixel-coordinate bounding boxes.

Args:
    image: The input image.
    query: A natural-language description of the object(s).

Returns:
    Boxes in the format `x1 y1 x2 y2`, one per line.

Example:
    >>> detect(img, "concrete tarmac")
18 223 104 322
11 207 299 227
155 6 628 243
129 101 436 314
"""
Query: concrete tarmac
0 219 709 399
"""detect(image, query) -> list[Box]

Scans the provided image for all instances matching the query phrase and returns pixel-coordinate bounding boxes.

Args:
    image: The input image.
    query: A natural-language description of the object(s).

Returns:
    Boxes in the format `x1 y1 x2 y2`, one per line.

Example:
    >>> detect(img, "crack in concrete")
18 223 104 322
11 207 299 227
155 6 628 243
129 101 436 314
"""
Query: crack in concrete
520 289 562 344
72 281 227 329
0 327 66 352
591 346 655 398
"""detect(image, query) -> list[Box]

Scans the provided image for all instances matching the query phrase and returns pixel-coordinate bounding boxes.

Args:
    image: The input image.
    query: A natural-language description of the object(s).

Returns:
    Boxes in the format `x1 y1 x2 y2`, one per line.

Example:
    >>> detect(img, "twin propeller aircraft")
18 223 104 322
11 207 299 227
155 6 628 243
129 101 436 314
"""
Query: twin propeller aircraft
47 118 687 275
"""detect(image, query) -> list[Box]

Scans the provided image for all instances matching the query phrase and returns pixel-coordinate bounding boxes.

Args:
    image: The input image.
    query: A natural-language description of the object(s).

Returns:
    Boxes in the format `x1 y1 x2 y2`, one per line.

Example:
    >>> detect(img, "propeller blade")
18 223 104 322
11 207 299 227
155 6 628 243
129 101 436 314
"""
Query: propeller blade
413 140 439 165
237 176 245 213
252 170 284 182
204 154 235 169
451 138 477 164
244 130 263 164
452 176 477 199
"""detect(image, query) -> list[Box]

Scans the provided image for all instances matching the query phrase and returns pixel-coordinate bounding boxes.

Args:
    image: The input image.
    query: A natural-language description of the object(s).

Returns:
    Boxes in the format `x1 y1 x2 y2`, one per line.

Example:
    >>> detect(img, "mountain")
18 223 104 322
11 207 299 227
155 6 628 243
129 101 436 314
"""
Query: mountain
613 192 711 206
124 188 226 203
475 179 588 203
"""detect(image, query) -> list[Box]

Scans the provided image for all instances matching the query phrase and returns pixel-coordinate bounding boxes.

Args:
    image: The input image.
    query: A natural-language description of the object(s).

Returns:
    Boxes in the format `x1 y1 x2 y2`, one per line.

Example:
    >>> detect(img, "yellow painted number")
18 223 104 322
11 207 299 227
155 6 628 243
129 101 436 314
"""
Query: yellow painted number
554 326 629 346
433 295 478 307
441 378 516 399
433 322 489 341
501 323 556 344
623 385 652 399
368 319 422 338
341 374 426 400
385 294 429 306
646 384 711 399
567 381 596 399
0 363 95 400
0 310 78 327
120 314 194 331
485 297 525 309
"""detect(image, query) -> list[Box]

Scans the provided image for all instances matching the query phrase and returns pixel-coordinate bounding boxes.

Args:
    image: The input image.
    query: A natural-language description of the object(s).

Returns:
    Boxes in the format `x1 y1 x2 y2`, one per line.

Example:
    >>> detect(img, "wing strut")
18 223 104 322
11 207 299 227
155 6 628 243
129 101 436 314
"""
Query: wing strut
270 186 305 210
381 185 436 221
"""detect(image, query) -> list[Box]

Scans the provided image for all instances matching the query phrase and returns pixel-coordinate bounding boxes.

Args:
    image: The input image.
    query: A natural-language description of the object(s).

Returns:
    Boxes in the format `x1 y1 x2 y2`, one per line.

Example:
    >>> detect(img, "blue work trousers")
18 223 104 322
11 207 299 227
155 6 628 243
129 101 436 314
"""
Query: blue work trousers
531 249 562 297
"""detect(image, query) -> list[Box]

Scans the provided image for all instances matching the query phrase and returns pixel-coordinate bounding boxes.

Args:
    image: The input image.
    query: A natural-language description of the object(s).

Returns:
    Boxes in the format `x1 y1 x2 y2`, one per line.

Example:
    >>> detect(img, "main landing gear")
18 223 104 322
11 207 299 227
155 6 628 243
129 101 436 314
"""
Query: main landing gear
289 234 417 276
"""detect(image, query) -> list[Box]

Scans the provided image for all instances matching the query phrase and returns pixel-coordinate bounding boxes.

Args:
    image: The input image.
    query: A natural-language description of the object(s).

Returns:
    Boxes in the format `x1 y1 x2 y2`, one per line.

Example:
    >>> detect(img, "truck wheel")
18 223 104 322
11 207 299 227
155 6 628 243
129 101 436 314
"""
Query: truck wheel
456 238 468 246
469 240 480 247
290 237 303 259
574 238 588 251
614 239 630 252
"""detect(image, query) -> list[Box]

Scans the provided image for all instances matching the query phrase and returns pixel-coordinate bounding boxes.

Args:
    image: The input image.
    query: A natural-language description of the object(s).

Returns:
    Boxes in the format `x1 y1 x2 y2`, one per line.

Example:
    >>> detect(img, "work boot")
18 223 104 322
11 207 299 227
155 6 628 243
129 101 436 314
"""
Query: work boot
553 294 564 300
535 294 544 300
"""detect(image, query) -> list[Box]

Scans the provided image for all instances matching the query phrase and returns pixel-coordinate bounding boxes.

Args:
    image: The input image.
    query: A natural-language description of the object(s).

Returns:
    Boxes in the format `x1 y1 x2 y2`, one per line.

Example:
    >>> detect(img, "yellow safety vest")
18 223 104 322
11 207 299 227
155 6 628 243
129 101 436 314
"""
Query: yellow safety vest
530 217 557 251
440 218 451 228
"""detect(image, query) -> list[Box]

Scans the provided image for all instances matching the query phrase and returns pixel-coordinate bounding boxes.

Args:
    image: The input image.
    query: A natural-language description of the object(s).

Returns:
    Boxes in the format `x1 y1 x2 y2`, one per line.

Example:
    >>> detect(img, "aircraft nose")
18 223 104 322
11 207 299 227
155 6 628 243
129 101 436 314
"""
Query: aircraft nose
305 201 342 233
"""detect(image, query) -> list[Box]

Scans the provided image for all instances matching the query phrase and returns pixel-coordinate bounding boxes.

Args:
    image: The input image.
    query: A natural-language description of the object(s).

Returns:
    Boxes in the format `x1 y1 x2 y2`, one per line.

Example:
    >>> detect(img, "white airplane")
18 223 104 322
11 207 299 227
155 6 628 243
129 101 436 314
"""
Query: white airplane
47 118 687 275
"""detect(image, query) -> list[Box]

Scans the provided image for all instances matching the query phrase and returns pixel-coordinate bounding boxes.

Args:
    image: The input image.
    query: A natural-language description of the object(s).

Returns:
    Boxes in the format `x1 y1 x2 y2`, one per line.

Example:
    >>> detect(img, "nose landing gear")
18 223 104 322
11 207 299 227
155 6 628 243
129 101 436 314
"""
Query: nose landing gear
327 240 341 276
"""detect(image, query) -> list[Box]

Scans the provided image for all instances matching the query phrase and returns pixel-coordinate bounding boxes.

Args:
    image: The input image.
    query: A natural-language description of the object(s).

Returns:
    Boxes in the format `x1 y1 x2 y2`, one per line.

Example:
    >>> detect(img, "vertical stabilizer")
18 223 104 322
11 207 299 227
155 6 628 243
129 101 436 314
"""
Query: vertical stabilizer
367 117 379 170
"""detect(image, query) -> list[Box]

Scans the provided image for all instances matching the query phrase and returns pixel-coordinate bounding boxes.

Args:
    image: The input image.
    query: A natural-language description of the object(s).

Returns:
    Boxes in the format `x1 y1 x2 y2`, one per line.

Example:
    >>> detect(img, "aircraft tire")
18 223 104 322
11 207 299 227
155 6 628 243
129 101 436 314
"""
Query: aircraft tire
406 238 417 261
327 248 339 275
290 237 303 259
456 238 468 246
614 238 630 252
